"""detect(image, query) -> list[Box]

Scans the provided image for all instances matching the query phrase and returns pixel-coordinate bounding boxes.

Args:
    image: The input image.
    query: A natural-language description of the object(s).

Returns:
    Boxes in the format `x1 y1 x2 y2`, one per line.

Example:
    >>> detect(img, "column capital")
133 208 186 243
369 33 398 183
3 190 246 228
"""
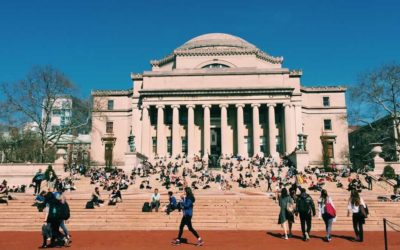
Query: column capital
141 104 149 110
251 103 261 108
219 104 229 108
235 103 245 108
156 104 165 109
283 103 292 108
202 104 212 109
267 103 276 108
171 104 180 109
186 104 195 109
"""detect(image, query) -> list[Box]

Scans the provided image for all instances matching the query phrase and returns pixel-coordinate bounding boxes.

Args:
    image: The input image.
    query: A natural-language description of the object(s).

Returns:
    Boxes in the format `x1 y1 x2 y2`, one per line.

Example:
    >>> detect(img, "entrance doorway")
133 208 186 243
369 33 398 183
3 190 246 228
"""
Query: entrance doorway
105 143 113 167
210 128 221 156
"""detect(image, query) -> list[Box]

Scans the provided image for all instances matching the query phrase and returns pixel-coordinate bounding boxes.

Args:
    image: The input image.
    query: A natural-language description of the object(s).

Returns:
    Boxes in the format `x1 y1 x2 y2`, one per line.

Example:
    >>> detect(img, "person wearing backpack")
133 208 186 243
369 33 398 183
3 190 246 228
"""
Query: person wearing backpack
33 169 44 195
60 195 71 242
46 193 64 247
347 189 367 242
295 188 316 241
278 188 294 240
318 189 336 242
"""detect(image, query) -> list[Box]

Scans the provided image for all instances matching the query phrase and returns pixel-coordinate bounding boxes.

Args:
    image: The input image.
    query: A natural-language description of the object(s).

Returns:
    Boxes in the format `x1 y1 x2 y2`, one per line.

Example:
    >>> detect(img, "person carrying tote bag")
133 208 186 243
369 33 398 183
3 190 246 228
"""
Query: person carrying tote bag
318 189 336 242
347 190 366 242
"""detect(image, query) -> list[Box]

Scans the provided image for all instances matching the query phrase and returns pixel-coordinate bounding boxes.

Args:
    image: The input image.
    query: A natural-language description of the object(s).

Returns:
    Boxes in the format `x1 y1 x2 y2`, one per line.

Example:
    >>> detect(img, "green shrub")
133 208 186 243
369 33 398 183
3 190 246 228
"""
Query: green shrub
383 165 396 179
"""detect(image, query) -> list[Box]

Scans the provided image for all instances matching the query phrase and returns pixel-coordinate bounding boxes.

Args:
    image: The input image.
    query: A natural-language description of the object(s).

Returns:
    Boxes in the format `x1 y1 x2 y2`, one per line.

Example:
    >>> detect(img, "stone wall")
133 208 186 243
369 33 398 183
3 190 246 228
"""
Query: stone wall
0 163 65 186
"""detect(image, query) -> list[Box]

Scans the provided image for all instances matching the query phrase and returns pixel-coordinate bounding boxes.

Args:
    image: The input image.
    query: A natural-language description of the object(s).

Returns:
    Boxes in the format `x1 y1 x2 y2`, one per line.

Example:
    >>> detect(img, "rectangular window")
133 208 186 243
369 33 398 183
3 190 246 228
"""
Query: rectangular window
323 97 330 107
152 137 157 154
106 121 113 133
107 100 114 110
324 119 332 130
52 109 61 116
182 137 187 155
167 137 172 155
260 136 266 153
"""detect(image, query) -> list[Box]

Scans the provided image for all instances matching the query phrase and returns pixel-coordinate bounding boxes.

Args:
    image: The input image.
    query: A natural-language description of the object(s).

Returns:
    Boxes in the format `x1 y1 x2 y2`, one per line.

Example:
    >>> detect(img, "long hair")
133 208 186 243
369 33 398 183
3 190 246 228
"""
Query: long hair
320 189 328 204
281 188 288 198
185 186 195 203
350 189 360 206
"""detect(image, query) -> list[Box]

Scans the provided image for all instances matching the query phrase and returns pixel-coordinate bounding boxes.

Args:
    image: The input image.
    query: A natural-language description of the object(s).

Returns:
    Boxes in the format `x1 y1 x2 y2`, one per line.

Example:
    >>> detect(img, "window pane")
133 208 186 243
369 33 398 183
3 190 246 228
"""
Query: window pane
107 100 114 110
324 119 332 130
323 97 330 107
106 122 113 133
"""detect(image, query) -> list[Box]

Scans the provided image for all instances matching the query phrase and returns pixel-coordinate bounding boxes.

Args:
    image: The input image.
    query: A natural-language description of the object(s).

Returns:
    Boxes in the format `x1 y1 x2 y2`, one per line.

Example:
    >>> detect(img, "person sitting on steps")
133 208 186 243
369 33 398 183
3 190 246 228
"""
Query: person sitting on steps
151 188 161 212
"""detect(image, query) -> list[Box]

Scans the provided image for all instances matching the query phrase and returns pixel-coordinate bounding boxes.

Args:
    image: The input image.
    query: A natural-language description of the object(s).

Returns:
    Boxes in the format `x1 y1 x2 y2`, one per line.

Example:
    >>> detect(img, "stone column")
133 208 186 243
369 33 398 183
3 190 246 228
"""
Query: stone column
284 103 292 154
220 104 228 157
186 105 195 158
267 103 277 157
203 104 211 157
251 104 260 157
172 105 180 157
156 105 165 157
294 103 302 144
141 105 150 156
236 104 245 157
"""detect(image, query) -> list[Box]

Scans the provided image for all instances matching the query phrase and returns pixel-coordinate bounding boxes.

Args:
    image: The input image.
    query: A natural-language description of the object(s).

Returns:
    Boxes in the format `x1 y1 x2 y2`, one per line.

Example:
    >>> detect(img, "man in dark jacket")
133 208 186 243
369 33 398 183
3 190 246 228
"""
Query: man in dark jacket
33 169 44 195
295 188 316 241
47 194 64 247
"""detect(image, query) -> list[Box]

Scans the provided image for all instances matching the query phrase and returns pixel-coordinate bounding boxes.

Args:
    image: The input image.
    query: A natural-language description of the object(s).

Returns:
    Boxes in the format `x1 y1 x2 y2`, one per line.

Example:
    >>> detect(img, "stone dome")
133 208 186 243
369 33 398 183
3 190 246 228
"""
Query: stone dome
177 33 257 51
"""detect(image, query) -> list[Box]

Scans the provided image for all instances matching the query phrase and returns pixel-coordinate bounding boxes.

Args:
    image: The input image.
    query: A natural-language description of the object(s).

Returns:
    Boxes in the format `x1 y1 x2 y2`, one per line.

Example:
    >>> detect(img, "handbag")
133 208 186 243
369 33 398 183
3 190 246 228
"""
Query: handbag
360 205 368 218
325 202 336 218
286 202 295 214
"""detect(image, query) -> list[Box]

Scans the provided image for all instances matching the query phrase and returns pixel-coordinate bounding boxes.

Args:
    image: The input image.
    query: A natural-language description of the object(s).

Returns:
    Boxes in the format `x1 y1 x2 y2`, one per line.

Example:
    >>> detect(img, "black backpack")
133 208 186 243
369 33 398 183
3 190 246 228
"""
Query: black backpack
60 203 70 220
142 202 151 212
85 201 94 209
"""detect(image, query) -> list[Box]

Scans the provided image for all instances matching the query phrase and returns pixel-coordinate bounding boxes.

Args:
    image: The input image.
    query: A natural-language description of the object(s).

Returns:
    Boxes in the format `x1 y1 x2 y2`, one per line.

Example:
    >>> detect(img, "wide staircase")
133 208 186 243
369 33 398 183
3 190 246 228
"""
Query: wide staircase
1 171 400 232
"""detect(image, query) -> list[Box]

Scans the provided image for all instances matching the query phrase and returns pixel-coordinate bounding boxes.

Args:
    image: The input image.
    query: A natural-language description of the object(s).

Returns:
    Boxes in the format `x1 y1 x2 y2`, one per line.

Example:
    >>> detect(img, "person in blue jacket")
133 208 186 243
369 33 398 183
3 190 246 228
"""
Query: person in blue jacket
172 187 204 246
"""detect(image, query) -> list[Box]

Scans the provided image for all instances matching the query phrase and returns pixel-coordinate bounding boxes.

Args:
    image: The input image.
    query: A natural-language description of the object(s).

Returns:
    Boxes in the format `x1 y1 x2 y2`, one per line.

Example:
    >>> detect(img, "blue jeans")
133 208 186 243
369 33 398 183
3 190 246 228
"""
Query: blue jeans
322 214 334 237
60 220 69 236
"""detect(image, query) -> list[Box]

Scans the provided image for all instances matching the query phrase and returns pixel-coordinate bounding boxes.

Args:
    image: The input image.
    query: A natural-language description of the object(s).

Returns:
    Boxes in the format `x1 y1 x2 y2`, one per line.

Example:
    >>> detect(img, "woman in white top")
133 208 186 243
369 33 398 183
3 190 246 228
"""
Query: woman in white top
347 190 366 242
318 189 336 242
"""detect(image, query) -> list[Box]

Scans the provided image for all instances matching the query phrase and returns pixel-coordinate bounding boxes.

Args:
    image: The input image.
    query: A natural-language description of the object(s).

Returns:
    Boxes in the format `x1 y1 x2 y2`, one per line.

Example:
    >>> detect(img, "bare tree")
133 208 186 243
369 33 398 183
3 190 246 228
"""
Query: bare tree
349 63 400 161
0 65 90 163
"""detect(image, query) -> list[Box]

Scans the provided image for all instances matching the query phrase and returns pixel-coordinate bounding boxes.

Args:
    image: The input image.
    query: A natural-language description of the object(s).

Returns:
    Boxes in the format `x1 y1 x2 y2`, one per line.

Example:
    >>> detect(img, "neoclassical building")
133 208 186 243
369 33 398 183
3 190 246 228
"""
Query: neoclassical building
91 33 349 168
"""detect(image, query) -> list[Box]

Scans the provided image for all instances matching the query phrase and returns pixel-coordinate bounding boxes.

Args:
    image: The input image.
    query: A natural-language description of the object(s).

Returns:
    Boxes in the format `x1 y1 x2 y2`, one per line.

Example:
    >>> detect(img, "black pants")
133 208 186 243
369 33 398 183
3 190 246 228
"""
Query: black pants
178 215 200 239
299 213 312 237
267 183 272 192
368 182 372 190
352 213 364 241
34 181 42 194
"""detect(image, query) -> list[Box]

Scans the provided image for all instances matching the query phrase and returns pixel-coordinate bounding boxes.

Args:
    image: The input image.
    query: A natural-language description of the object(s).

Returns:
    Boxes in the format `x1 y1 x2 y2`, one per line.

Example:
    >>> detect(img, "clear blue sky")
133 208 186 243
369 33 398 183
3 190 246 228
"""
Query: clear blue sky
0 0 399 97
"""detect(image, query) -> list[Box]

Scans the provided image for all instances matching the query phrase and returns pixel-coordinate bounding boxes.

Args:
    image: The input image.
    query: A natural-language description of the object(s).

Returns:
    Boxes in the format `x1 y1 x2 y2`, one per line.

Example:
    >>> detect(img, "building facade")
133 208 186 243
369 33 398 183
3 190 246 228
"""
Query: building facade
91 33 349 167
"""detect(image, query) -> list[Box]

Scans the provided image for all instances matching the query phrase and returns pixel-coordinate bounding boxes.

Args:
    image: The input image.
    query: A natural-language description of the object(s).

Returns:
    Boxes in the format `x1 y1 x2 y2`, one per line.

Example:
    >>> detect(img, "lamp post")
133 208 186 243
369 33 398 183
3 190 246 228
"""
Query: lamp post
128 127 135 153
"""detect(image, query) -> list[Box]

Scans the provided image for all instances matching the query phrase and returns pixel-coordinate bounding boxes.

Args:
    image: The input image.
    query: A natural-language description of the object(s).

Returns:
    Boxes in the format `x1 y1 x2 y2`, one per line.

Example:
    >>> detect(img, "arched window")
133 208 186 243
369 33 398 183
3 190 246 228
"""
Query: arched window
202 63 230 69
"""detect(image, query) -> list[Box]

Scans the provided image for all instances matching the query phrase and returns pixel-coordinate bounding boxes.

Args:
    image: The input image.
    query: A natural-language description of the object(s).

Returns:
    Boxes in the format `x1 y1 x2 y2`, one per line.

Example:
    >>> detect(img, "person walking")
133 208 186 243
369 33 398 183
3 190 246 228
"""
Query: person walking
278 188 294 240
295 188 316 241
60 195 71 242
172 187 204 246
318 189 336 242
33 169 44 195
347 190 366 242
266 174 272 193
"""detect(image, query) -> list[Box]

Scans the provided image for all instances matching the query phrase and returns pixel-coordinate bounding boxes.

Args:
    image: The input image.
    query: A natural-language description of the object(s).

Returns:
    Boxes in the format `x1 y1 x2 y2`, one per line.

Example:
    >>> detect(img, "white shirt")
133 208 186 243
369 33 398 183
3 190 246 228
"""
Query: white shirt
348 197 366 213
151 193 160 202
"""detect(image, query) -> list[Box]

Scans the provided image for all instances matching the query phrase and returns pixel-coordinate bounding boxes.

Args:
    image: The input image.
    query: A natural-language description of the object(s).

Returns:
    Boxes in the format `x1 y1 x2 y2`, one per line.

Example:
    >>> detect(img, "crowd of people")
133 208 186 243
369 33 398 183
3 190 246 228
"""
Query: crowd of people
4 156 400 248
